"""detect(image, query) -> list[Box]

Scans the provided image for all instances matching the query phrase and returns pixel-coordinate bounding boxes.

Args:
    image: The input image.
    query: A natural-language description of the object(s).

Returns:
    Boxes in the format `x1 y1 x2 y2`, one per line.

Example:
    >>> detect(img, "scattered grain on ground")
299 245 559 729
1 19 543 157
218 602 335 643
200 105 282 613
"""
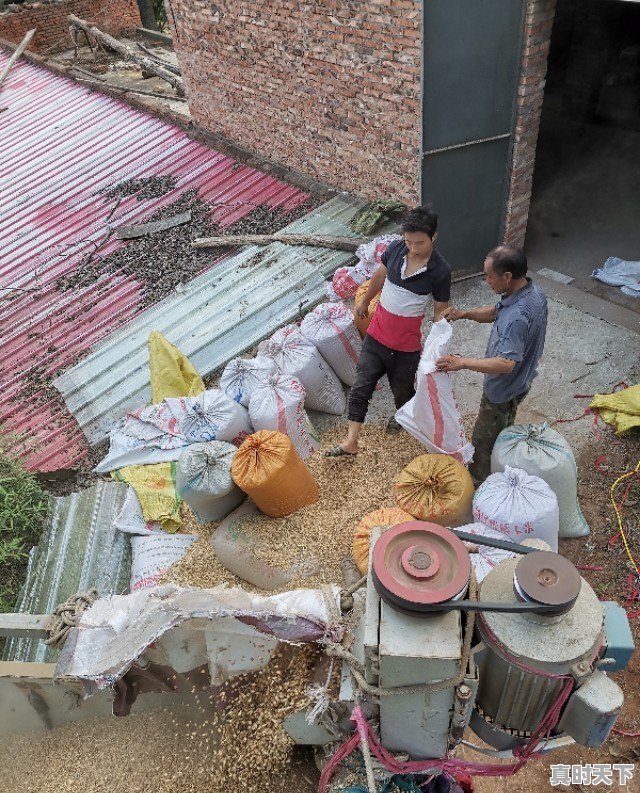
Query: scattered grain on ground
160 424 425 592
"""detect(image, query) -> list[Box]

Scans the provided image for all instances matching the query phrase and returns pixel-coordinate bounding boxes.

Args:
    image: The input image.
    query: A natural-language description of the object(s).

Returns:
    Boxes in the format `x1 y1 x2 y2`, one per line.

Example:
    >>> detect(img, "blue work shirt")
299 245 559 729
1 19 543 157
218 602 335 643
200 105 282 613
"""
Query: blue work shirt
484 280 547 403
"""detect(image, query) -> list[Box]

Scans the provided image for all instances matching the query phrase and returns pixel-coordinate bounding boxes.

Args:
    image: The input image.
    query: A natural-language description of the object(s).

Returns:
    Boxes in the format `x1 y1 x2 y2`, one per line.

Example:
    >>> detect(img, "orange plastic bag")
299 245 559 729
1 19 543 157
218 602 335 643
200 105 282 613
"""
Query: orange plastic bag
395 454 474 527
231 430 319 518
352 507 413 575
354 280 381 339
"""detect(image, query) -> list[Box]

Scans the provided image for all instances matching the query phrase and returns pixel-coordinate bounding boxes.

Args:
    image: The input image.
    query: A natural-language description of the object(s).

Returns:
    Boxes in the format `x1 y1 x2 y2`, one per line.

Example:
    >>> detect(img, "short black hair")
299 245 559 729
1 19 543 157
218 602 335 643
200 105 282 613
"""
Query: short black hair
401 205 438 239
486 245 528 279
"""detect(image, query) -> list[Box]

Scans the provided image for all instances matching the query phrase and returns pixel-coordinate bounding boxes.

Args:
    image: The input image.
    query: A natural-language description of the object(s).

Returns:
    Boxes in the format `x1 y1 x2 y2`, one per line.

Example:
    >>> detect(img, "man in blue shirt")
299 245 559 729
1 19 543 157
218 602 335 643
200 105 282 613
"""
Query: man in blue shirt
435 246 547 482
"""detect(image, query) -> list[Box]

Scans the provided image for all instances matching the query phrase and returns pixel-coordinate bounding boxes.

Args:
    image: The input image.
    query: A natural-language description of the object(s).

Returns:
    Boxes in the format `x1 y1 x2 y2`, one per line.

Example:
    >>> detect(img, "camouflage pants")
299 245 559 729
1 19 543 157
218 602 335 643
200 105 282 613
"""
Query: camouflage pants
468 391 528 483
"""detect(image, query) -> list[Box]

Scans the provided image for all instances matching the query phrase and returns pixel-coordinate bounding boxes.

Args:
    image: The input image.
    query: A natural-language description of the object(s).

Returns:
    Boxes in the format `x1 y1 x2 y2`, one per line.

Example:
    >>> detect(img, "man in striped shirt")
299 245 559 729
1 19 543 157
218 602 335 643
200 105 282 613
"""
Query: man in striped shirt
326 205 451 457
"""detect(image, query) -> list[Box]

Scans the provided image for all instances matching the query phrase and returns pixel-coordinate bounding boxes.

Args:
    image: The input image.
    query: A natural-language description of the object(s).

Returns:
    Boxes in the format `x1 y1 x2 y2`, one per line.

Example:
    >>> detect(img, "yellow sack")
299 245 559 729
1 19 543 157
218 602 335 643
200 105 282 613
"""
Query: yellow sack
590 384 640 435
354 281 381 339
395 454 474 527
231 430 319 518
113 462 182 532
148 330 205 403
352 507 413 575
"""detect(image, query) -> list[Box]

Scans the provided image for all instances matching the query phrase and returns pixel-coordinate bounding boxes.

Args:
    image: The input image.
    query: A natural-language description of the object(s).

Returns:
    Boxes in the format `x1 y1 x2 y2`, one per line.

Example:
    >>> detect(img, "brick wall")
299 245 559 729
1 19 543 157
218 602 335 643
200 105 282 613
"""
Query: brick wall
0 0 141 53
166 0 423 205
503 0 556 248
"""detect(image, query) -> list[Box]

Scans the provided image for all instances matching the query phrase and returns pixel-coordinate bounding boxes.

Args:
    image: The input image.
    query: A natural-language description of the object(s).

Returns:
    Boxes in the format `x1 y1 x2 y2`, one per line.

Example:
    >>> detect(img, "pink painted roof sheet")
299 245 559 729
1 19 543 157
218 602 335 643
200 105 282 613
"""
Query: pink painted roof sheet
0 51 311 472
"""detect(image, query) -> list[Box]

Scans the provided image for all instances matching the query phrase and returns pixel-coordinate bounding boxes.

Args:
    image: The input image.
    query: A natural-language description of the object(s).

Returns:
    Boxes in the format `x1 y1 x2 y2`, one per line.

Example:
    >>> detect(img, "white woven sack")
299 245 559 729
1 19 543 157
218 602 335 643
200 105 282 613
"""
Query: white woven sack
130 534 197 591
114 486 166 536
473 465 560 551
220 356 278 407
168 389 252 446
395 319 474 463
249 375 320 459
259 325 346 415
300 302 362 386
176 441 246 523
457 523 516 583
491 423 590 539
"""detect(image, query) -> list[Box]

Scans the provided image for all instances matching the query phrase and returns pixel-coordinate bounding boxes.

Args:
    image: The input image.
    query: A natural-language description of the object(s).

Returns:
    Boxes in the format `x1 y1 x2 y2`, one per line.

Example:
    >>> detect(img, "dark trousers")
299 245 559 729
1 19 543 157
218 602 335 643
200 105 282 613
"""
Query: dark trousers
469 391 528 482
347 335 420 424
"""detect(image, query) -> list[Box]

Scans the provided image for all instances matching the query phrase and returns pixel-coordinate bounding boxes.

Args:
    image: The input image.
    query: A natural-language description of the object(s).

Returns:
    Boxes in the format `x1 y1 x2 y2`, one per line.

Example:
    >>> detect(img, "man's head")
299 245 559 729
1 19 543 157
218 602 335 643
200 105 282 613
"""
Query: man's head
484 245 528 294
401 205 438 260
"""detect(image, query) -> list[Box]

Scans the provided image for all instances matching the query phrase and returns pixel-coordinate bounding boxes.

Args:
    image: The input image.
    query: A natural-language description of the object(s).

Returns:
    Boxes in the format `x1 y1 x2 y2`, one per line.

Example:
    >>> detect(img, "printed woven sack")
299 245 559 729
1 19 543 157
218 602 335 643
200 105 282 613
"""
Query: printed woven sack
395 319 473 464
220 356 278 407
259 325 345 415
473 465 559 551
491 423 589 539
300 302 362 386
249 375 319 459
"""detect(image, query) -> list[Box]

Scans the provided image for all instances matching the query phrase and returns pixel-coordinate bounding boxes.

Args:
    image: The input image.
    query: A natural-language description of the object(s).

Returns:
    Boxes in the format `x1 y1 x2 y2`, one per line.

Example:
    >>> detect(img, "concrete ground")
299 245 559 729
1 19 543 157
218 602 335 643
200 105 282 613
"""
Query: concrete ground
311 274 640 461
525 103 640 316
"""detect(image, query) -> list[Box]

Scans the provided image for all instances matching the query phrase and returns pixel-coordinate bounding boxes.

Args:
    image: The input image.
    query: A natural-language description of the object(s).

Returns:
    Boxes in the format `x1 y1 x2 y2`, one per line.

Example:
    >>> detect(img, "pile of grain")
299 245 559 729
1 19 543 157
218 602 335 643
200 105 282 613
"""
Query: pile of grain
0 646 318 793
161 424 425 592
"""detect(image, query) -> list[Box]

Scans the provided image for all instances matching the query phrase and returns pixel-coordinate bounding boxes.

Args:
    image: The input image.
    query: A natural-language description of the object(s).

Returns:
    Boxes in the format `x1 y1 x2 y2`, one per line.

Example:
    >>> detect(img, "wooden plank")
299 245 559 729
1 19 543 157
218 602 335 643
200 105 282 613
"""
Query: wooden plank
0 613 49 639
115 210 192 239
0 29 36 91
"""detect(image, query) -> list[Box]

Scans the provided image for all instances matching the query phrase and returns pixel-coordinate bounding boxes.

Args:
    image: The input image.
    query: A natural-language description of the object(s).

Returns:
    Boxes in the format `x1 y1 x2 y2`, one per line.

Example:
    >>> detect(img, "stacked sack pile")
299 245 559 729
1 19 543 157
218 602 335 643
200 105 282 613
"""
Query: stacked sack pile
99 298 365 593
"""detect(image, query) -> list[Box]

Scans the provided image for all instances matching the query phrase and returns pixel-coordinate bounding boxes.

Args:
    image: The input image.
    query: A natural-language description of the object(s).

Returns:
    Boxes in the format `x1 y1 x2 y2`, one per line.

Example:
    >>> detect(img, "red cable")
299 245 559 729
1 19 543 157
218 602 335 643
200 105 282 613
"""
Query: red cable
611 727 640 737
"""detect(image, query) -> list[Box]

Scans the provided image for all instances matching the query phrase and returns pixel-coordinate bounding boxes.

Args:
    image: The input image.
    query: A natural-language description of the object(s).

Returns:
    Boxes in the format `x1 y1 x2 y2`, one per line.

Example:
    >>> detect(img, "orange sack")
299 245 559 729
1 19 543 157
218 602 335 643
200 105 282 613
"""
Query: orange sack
395 454 474 527
352 507 414 575
354 280 381 339
231 430 319 518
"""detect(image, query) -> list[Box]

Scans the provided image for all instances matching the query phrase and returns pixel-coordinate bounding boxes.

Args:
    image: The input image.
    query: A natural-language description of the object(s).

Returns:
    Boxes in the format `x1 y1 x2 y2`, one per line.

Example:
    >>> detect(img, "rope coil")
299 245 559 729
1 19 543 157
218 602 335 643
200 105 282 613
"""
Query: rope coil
44 588 100 648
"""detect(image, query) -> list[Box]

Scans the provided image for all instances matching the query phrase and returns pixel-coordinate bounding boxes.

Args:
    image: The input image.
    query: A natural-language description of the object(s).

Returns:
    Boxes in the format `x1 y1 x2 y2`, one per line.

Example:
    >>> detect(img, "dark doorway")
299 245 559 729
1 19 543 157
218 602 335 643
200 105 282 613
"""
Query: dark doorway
526 0 640 312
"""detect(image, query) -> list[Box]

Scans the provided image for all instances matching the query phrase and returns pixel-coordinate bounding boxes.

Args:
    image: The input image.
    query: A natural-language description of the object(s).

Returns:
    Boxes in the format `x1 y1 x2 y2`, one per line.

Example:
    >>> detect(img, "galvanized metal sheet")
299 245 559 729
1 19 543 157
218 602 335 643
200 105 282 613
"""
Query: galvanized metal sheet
3 481 131 664
0 50 312 472
54 197 361 445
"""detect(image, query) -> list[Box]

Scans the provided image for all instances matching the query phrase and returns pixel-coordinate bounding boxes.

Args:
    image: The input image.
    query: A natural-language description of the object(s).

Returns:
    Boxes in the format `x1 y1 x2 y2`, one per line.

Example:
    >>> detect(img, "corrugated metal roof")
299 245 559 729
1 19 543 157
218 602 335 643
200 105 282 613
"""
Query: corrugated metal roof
3 480 131 663
0 50 312 472
54 197 361 445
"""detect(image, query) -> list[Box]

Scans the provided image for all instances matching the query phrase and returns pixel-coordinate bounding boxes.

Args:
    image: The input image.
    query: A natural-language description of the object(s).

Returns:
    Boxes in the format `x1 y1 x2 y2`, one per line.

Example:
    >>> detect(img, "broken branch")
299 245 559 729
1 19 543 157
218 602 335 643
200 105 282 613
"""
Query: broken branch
192 233 365 252
136 42 181 76
0 29 36 91
67 15 184 95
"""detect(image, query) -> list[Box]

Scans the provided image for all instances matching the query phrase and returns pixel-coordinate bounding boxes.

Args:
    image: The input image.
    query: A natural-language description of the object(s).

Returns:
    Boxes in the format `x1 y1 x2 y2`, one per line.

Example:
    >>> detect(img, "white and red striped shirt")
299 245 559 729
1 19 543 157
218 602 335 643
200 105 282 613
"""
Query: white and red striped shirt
367 241 451 352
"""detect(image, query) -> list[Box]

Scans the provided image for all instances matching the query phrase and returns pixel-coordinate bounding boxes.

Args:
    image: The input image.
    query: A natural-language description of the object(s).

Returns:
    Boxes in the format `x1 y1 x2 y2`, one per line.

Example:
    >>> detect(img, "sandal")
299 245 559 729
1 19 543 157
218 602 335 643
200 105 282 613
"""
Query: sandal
324 446 357 458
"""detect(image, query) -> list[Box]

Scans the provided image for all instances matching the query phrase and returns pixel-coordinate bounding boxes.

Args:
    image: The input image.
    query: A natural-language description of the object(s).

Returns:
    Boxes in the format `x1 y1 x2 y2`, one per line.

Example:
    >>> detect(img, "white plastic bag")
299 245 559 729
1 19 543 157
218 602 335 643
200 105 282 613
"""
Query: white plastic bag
248 375 319 459
176 441 246 523
130 534 197 591
491 424 590 539
259 325 346 415
456 523 515 583
473 465 560 551
114 486 166 536
300 302 362 386
395 319 474 463
326 234 402 301
220 356 278 407
96 389 252 472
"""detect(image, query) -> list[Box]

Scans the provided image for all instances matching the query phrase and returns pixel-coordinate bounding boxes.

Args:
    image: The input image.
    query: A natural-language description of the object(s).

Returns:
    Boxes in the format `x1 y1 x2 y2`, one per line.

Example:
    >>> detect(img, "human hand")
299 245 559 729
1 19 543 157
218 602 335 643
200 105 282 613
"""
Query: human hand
435 354 466 372
442 307 464 321
355 301 370 319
